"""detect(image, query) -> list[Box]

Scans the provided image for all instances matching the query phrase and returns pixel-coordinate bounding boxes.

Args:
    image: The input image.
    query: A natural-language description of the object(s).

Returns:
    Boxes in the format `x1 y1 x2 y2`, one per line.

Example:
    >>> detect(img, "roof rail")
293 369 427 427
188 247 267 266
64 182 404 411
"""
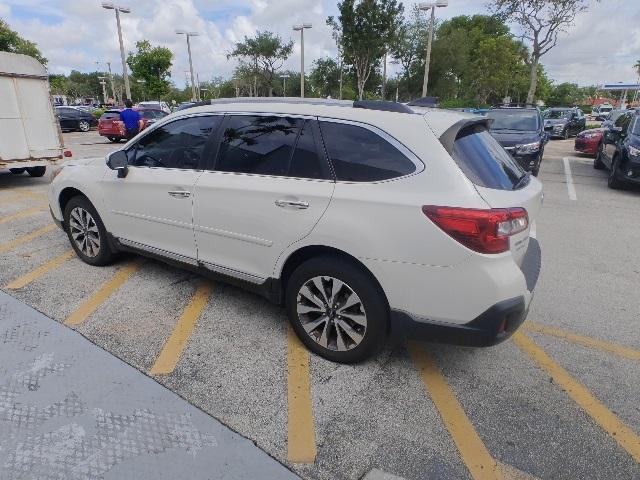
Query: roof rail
407 96 439 108
353 100 415 113
491 103 537 109
207 97 353 107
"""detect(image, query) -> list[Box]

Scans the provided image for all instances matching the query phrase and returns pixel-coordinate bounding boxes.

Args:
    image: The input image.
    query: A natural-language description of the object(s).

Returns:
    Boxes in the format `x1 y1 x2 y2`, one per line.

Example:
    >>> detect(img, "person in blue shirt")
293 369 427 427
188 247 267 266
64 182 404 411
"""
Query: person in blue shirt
119 99 142 139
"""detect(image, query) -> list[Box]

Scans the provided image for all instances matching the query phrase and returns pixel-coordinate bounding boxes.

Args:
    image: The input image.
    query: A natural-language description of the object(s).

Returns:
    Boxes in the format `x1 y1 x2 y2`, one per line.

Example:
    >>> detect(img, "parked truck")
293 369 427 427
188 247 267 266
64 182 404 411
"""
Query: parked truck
0 51 66 177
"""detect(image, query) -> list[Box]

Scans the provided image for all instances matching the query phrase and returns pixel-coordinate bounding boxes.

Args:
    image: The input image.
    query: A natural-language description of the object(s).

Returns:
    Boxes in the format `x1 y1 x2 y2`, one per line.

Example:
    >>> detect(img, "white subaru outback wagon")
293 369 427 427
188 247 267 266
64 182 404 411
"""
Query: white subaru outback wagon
49 98 542 363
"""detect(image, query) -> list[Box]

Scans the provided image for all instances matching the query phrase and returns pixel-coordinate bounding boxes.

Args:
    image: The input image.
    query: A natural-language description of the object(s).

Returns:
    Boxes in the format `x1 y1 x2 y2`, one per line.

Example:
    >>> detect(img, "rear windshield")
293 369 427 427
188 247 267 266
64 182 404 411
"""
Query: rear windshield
451 125 524 190
486 110 539 131
544 110 570 119
100 111 121 120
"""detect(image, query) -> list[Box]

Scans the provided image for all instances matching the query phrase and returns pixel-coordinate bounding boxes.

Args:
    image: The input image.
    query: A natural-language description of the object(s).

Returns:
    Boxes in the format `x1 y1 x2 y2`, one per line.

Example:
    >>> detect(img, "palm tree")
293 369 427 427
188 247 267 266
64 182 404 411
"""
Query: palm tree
635 59 640 78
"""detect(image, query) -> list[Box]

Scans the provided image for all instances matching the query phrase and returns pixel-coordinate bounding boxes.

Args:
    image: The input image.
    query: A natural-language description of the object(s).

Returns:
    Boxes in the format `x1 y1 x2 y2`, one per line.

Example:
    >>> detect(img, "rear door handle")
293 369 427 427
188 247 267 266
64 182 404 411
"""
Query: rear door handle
275 199 309 209
168 190 191 198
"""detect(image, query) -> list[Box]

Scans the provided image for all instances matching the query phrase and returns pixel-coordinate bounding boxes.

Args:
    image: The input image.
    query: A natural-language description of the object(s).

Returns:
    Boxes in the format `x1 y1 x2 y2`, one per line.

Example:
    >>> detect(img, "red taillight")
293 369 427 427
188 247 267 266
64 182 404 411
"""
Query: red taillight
422 205 528 254
63 150 72 157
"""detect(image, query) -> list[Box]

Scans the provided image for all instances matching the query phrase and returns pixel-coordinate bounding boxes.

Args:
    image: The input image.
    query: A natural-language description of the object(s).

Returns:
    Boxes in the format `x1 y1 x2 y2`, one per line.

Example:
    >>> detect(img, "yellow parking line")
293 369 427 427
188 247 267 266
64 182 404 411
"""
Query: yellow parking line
408 342 501 480
0 206 45 225
65 259 144 326
5 249 75 290
149 282 212 375
0 190 46 206
513 332 640 463
0 224 56 254
523 322 640 361
287 325 317 464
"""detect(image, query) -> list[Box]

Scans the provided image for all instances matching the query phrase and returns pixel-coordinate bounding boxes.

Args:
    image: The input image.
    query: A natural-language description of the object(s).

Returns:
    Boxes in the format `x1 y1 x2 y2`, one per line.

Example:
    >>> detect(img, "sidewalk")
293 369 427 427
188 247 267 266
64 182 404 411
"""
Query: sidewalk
0 291 299 480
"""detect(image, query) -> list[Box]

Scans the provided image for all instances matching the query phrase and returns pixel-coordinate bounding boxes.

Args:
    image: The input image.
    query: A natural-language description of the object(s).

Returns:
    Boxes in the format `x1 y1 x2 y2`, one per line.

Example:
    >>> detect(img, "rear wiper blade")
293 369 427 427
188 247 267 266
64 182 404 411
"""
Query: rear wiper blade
513 172 530 190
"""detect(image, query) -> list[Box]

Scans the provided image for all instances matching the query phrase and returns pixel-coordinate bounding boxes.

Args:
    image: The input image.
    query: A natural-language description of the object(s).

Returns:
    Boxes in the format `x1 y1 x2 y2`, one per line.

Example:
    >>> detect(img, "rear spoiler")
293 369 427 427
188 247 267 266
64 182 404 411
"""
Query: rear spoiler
439 117 492 154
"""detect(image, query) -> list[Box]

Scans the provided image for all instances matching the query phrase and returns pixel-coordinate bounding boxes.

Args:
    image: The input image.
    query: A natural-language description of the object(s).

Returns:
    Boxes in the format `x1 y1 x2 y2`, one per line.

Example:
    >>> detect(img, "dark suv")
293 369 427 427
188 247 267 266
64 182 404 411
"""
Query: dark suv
595 110 640 189
485 107 548 176
543 107 586 139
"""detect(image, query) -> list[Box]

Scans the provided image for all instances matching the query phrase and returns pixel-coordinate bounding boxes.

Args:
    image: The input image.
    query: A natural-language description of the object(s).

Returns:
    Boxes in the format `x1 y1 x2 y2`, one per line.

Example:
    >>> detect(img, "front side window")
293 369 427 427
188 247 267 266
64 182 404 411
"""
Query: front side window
631 117 640 136
216 115 300 177
614 113 631 130
128 115 220 169
319 121 416 182
451 125 524 190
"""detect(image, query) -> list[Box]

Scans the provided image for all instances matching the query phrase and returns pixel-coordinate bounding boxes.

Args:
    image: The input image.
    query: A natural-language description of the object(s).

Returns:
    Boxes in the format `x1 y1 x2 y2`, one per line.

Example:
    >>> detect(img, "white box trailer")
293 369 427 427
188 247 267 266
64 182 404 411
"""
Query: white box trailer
0 51 64 176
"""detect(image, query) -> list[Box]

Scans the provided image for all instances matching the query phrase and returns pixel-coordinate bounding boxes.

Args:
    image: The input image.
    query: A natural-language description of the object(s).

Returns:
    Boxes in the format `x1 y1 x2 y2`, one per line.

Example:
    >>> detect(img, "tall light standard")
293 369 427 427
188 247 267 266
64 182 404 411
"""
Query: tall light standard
280 74 289 97
293 23 312 98
101 3 132 101
136 79 146 101
176 30 199 101
98 76 108 104
419 1 447 97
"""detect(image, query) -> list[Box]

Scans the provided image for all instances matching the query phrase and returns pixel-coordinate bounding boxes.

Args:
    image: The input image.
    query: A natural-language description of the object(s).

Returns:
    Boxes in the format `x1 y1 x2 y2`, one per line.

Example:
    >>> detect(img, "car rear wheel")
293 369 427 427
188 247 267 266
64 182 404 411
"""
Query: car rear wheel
593 143 605 169
26 166 46 177
78 120 91 132
107 137 121 143
607 156 624 190
63 196 116 266
9 168 25 175
286 256 389 363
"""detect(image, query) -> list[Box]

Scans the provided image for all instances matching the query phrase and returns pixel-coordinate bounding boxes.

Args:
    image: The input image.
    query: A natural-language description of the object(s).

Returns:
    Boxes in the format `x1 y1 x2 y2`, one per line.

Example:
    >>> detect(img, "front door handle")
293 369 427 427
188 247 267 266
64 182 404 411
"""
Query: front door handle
168 190 191 198
275 198 309 209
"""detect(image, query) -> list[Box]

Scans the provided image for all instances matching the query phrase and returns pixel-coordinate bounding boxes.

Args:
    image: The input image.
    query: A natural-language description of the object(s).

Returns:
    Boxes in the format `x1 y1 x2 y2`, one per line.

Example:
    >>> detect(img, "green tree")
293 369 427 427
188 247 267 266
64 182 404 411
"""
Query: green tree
491 0 590 104
0 18 46 64
229 31 293 97
545 82 582 106
126 40 173 100
390 5 427 99
328 0 403 100
309 57 343 98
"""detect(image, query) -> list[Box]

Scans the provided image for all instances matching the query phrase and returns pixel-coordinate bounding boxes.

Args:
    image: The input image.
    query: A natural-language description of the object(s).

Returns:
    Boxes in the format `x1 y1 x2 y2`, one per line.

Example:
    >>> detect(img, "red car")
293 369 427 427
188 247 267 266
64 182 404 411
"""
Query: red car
574 128 605 157
98 108 168 142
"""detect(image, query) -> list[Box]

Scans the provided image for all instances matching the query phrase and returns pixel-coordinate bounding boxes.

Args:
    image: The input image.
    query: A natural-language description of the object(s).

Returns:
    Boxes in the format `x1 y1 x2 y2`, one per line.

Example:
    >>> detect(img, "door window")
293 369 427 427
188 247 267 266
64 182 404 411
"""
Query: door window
215 116 329 179
319 121 416 182
128 115 220 169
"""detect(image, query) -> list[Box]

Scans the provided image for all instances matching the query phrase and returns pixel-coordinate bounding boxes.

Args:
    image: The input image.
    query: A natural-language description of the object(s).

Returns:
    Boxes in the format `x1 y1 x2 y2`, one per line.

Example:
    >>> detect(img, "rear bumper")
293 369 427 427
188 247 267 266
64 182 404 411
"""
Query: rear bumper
574 138 599 155
391 238 541 347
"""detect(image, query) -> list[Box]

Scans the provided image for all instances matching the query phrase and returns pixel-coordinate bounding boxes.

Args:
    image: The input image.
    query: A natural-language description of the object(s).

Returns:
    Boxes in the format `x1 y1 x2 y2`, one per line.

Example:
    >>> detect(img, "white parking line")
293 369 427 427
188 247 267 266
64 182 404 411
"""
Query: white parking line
563 157 577 201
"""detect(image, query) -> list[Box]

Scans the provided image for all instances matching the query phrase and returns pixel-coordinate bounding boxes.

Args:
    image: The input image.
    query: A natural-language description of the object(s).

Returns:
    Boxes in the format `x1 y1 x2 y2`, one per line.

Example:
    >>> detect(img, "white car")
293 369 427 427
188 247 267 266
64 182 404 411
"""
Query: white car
49 99 542 363
136 101 171 114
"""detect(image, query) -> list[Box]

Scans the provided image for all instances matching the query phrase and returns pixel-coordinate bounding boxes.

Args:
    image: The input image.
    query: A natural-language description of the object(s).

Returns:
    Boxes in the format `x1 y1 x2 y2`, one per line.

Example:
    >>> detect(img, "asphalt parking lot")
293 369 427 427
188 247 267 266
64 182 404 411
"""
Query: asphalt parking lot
1 130 639 480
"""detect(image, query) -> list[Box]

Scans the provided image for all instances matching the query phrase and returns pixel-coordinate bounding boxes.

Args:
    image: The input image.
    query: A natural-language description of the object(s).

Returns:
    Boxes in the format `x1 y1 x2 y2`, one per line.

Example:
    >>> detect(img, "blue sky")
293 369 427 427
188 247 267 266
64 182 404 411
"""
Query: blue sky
1 0 638 89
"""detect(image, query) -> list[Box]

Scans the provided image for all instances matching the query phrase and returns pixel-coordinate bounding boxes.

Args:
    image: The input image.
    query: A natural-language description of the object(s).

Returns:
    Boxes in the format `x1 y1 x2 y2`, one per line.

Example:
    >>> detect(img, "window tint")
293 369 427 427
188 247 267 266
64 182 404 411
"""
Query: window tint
615 113 632 131
632 117 640 136
319 121 416 181
101 111 121 120
128 116 220 169
216 115 301 176
289 120 326 179
451 125 524 190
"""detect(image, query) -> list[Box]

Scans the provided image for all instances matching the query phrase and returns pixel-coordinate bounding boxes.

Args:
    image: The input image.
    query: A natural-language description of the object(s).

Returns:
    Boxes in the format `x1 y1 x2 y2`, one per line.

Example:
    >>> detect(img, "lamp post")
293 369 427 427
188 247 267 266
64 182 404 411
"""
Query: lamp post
419 1 447 98
98 76 108 104
293 23 312 98
280 74 289 97
101 3 132 101
176 30 199 101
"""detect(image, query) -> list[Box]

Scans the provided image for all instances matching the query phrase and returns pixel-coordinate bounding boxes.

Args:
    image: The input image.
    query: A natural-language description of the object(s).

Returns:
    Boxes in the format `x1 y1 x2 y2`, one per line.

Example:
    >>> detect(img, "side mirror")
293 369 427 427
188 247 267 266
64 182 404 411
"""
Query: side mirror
106 150 128 178
612 126 623 133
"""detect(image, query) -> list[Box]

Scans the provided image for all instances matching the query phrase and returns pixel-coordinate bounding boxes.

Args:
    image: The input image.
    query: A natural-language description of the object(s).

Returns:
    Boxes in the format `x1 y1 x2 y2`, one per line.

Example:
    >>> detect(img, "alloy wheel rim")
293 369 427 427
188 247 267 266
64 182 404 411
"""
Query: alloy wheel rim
69 207 100 257
80 121 89 131
296 276 367 352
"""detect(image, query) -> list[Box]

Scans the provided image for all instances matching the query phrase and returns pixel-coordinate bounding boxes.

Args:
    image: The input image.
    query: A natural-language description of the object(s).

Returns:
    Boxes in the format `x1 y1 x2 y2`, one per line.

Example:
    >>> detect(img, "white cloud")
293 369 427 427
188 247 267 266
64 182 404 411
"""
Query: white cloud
1 0 638 89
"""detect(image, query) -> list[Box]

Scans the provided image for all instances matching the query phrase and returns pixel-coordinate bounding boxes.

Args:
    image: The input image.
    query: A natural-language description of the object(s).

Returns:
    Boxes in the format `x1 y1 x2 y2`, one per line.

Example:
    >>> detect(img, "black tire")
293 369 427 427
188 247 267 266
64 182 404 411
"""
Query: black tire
26 166 46 177
78 120 91 132
10 168 25 174
607 156 624 190
563 128 569 140
285 255 389 363
108 137 121 143
63 196 116 266
593 143 605 169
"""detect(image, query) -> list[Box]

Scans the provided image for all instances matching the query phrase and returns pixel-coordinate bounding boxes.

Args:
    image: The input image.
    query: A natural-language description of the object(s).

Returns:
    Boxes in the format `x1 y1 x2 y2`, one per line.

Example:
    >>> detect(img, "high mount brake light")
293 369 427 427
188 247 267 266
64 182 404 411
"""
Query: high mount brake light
422 206 528 254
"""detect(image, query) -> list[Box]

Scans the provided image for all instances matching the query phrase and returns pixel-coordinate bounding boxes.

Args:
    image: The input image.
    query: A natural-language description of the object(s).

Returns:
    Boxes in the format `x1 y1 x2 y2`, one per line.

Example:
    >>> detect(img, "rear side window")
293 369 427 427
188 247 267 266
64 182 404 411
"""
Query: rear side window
215 115 328 179
451 125 524 190
319 121 416 182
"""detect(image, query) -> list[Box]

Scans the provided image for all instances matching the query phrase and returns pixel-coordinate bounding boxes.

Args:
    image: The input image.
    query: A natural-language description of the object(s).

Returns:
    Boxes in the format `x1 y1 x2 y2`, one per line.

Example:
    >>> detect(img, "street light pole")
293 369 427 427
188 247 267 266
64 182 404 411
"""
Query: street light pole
102 3 132 101
280 74 289 97
176 30 199 101
293 24 312 98
419 1 447 98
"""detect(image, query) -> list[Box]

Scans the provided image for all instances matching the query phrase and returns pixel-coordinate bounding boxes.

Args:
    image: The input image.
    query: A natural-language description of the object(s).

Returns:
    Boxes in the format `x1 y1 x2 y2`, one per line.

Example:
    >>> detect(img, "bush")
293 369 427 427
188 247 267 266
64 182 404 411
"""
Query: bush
92 108 104 119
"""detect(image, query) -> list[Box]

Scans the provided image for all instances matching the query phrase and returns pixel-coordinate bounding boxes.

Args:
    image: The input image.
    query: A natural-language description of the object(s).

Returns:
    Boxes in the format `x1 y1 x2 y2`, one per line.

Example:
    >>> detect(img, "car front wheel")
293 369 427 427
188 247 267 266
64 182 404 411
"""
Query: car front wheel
607 156 624 190
63 196 116 266
286 256 389 363
594 143 605 169
563 128 569 140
